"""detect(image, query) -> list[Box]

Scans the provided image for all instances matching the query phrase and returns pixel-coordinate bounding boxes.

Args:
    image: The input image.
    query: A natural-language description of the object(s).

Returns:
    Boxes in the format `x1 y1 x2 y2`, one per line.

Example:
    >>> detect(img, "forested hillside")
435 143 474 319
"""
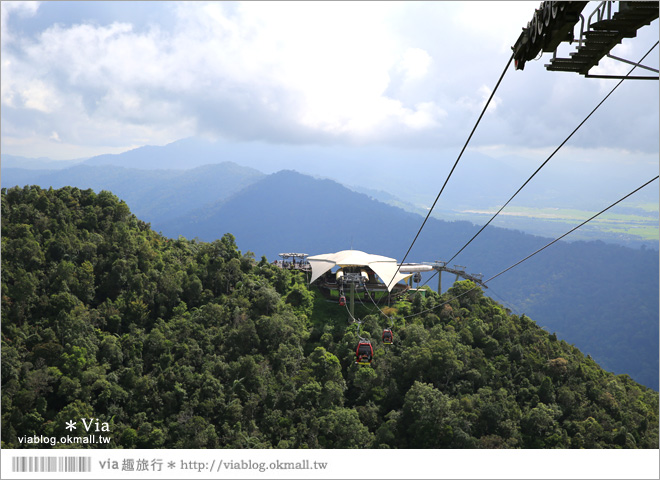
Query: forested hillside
4 166 658 389
2 186 658 449
161 169 659 389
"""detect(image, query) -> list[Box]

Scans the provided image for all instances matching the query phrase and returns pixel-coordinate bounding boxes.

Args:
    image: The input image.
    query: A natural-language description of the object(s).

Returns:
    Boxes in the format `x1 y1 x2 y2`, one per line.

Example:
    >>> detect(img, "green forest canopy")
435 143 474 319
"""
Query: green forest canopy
1 185 658 448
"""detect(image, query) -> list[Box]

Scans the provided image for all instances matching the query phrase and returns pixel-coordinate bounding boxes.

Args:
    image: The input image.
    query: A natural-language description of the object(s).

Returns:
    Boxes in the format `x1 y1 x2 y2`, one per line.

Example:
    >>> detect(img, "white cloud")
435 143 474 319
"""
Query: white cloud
455 84 502 114
2 0 445 148
20 80 60 112
452 1 538 53
1 1 40 45
0 1 657 160
478 85 502 113
403 102 446 129
397 47 432 82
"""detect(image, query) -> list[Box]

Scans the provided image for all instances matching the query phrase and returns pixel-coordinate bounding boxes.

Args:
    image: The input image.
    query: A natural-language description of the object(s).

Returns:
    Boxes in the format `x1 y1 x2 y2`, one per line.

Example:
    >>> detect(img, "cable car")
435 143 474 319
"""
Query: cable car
355 341 373 365
339 295 346 306
382 329 393 345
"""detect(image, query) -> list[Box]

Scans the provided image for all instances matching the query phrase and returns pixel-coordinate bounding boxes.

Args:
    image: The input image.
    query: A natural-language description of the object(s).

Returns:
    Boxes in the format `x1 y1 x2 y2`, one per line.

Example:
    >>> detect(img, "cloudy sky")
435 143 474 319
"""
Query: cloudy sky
1 0 658 177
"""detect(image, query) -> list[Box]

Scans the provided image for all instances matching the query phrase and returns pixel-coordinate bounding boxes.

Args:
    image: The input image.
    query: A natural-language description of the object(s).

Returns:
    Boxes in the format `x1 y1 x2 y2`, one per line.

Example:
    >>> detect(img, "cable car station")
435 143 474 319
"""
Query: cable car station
273 249 486 313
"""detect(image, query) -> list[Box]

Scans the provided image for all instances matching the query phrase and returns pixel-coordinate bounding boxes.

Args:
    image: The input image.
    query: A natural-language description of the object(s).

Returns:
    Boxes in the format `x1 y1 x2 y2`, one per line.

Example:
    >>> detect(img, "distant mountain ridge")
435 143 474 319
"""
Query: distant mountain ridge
2 162 264 224
3 185 657 449
5 137 657 248
160 169 659 390
1 153 87 170
101 137 659 206
6 136 658 207
84 137 222 170
2 159 658 389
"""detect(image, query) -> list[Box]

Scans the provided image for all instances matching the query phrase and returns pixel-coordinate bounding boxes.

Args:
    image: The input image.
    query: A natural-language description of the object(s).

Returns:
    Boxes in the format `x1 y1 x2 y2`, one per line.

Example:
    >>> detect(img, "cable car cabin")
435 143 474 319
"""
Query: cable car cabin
382 329 393 345
355 341 373 365
339 295 346 306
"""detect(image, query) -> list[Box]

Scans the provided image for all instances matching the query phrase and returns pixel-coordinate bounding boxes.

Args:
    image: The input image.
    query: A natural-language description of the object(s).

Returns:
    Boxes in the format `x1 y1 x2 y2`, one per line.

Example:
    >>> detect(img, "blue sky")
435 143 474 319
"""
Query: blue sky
1 1 658 184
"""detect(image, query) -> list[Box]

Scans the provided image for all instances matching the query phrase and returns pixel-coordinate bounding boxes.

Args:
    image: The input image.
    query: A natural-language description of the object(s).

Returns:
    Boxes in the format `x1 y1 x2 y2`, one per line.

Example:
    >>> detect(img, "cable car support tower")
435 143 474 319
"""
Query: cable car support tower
425 262 487 295
511 1 658 79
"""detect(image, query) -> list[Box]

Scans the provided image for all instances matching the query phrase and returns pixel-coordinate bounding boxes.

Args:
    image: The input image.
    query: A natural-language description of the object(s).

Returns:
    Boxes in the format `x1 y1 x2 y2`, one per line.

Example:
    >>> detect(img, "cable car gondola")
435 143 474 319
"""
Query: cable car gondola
382 328 393 345
355 341 373 365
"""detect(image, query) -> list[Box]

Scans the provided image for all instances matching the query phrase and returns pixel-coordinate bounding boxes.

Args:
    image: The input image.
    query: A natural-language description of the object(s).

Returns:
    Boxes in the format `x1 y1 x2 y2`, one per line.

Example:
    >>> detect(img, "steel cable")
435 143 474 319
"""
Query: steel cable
446 41 660 265
385 52 516 290
400 175 659 320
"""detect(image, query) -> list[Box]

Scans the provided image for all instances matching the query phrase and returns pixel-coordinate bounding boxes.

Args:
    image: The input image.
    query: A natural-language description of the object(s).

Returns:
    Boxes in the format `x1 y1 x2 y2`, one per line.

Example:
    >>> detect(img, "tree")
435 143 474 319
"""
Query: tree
401 381 452 448
318 408 373 448
2 186 658 450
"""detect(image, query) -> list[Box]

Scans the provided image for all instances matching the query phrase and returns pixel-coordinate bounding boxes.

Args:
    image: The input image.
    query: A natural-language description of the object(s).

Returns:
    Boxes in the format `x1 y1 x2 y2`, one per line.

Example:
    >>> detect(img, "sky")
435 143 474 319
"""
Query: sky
1 0 658 213
1 3 659 470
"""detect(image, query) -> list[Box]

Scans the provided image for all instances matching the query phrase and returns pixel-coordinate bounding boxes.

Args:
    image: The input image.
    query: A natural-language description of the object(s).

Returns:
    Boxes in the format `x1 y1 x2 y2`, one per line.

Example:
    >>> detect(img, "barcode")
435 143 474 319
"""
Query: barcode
12 456 92 473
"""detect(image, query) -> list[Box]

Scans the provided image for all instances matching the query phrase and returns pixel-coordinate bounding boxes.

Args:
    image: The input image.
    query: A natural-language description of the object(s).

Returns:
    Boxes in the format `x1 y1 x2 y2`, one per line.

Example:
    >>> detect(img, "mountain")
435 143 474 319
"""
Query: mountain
73 137 660 248
12 136 655 247
159 170 659 390
1 153 86 170
2 162 657 389
1 162 264 224
84 137 222 170
160 169 437 254
80 137 659 211
2 185 658 449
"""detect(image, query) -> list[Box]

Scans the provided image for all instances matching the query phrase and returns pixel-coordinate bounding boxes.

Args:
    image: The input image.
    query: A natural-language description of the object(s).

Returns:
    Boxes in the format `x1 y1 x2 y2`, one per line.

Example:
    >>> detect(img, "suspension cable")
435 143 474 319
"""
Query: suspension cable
400 175 659 320
385 52 515 290
415 42 658 297
341 286 360 324
482 175 659 285
420 270 438 289
353 284 382 318
363 283 395 325
342 283 387 334
486 286 522 316
446 41 659 265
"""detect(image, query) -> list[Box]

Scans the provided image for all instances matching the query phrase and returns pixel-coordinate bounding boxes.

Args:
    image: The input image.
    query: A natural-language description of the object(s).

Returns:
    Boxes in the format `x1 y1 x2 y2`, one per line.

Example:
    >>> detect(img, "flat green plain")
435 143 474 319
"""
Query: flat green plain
440 204 659 242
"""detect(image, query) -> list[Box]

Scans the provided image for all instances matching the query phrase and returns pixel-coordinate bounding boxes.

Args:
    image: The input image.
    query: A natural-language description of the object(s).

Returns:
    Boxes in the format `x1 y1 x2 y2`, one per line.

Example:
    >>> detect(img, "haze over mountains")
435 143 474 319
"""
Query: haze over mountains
2 142 658 390
159 169 658 387
3 162 264 225
5 137 657 248
6 136 659 210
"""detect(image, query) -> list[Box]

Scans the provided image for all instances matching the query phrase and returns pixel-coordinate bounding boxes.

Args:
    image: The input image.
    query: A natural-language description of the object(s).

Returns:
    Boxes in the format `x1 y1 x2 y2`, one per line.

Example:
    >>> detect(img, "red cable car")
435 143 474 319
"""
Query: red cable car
382 329 393 345
339 295 346 306
355 341 373 365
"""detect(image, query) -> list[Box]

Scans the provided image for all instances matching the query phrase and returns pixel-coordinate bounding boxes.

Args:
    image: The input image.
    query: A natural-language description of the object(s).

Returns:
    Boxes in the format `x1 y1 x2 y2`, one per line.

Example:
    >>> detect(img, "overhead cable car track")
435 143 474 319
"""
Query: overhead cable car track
385 52 515 291
353 283 379 314
343 298 376 365
417 41 659 293
483 286 523 316
355 284 396 345
401 175 659 321
346 284 380 319
445 41 659 266
422 270 518 318
362 283 395 325
342 295 360 324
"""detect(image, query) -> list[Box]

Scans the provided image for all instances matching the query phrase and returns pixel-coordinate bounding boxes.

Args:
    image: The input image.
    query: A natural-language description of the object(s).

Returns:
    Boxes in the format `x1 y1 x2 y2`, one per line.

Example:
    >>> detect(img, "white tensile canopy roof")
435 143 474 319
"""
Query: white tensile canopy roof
307 250 409 292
